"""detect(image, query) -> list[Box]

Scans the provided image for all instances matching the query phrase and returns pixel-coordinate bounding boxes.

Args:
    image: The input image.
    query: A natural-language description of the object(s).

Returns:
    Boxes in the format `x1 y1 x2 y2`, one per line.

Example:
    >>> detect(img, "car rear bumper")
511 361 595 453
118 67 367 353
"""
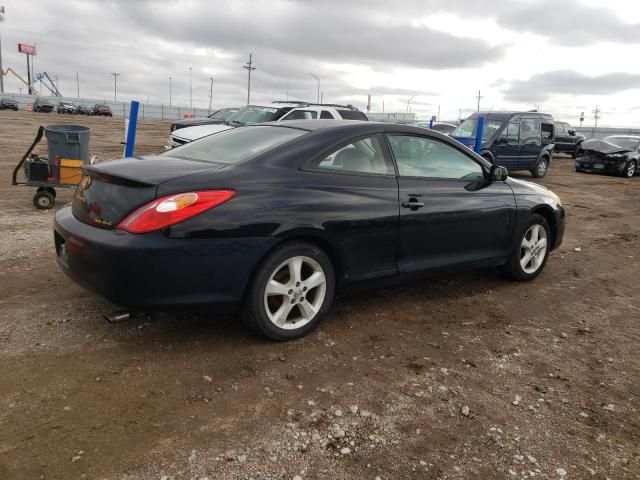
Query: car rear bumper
53 205 278 309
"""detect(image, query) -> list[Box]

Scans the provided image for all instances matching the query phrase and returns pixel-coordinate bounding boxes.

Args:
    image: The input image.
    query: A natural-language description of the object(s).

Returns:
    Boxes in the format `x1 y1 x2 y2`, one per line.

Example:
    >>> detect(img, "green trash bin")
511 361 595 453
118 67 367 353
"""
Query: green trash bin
44 125 91 164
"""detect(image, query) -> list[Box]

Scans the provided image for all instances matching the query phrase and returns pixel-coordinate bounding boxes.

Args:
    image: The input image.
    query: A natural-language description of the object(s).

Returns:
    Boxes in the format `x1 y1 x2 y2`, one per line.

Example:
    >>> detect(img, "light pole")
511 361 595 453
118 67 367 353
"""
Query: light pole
110 72 120 101
407 95 416 113
309 73 320 104
76 72 79 98
0 6 5 94
189 67 192 109
209 77 213 114
243 53 256 105
169 76 172 106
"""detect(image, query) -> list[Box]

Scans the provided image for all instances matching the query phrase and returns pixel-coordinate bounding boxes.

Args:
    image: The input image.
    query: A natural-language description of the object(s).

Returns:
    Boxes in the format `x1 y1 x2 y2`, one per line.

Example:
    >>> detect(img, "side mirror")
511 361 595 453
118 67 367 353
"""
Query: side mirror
495 137 508 145
490 165 508 181
568 129 576 136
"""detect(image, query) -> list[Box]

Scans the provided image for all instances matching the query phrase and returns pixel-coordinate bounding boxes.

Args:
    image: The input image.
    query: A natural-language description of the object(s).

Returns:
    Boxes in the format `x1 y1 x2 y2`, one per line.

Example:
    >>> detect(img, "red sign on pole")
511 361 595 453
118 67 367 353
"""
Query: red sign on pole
18 43 37 55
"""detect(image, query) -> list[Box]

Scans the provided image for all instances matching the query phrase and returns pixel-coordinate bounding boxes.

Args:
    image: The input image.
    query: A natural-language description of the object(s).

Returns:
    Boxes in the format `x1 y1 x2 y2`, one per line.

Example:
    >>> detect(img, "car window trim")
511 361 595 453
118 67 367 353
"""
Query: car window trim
301 133 397 178
383 132 489 182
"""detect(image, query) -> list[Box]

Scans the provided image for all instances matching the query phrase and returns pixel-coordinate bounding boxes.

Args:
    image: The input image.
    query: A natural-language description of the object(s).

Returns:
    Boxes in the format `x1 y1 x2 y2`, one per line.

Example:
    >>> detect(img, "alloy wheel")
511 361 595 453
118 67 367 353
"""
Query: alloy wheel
263 256 327 330
520 224 548 274
626 162 636 178
537 160 548 177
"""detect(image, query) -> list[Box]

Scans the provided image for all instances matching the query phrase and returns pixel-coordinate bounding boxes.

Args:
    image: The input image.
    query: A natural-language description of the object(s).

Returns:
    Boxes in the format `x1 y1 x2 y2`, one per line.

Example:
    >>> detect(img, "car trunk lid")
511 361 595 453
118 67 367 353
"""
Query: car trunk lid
72 156 225 230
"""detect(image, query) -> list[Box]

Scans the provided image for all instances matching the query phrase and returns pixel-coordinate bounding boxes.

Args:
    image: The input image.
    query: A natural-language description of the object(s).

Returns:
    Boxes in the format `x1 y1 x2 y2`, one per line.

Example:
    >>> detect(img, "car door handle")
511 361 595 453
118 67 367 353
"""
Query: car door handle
402 199 424 210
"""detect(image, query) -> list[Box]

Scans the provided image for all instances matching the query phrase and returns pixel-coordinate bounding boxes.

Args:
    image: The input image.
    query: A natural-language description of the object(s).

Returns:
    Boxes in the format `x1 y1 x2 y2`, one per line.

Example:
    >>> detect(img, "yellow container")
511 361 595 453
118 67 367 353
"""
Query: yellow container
59 159 84 185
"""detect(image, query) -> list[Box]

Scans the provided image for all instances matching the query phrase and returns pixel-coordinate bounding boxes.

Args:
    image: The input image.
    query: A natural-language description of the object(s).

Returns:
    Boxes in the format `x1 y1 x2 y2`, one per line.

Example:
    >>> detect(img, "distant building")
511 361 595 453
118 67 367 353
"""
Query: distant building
367 112 416 122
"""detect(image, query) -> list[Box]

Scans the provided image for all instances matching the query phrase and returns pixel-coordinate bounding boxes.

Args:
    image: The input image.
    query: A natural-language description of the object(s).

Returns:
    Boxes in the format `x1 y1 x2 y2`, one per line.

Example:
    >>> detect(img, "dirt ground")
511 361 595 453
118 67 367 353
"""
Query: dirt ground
0 111 638 480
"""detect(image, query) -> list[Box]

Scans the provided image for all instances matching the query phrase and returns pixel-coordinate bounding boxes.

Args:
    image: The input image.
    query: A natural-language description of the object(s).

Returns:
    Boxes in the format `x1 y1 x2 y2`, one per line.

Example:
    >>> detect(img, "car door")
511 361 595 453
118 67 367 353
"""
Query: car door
519 117 542 170
303 133 400 281
492 118 521 170
386 133 516 273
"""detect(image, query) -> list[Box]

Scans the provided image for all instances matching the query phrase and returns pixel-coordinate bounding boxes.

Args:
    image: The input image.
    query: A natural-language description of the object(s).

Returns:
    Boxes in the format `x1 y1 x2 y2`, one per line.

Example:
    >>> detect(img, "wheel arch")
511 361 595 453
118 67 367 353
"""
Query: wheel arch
530 205 557 249
241 230 345 302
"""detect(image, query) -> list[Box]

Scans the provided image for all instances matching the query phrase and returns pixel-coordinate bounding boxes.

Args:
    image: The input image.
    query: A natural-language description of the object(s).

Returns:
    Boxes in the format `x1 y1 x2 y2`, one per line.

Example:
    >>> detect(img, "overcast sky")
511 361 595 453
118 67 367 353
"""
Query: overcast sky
2 0 640 125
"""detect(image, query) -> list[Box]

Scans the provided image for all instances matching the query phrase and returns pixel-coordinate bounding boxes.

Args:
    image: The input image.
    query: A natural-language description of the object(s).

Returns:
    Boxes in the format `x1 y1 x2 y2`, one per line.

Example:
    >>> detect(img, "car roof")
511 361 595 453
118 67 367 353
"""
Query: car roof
469 111 553 121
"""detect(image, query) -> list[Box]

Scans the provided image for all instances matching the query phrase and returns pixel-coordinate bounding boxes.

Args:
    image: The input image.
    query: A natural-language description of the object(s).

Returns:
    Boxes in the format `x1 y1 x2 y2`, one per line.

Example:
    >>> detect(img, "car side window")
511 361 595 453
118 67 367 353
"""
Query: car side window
387 135 485 181
556 124 565 135
282 110 318 120
521 118 541 145
320 110 334 119
500 121 520 144
313 135 394 175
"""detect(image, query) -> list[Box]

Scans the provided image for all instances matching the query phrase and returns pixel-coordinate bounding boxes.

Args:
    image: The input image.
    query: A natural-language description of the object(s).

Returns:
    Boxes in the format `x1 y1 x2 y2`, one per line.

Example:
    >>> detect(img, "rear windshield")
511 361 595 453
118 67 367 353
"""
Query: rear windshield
338 110 368 121
162 126 307 165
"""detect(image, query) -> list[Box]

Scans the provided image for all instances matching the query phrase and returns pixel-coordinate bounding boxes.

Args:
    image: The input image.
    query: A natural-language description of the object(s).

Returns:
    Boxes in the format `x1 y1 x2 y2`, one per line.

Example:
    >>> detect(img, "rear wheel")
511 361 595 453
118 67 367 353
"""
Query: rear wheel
531 157 549 178
499 214 550 281
622 160 636 178
243 241 335 341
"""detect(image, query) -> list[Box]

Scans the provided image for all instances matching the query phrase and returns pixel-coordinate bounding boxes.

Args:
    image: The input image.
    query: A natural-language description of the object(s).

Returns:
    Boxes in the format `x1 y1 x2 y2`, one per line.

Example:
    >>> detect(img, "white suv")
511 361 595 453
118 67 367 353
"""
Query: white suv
167 102 367 148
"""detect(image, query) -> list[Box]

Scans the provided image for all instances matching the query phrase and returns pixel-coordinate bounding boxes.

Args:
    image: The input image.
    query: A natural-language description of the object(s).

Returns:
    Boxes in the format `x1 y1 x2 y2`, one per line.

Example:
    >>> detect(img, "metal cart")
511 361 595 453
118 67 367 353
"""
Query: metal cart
11 125 90 209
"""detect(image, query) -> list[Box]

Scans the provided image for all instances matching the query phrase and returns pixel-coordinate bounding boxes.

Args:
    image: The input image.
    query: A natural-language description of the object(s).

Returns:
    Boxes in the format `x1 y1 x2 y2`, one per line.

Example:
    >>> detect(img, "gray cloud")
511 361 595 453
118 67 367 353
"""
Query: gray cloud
502 70 640 102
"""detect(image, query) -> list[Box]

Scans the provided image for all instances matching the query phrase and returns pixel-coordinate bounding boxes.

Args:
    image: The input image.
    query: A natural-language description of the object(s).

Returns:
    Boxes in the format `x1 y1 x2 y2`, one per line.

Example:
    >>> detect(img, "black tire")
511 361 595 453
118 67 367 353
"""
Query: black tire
622 160 636 178
499 214 551 282
531 157 549 178
572 144 583 159
33 190 55 210
243 241 335 341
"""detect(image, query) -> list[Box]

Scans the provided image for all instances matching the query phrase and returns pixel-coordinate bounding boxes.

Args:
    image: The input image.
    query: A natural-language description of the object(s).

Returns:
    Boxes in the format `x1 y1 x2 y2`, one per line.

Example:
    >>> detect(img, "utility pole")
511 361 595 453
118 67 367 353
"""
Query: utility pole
169 76 172 106
476 90 483 111
110 72 120 101
579 111 584 127
76 72 79 98
437 104 441 121
209 77 214 114
309 73 320 103
189 67 192 109
286 82 289 101
458 108 462 123
592 105 601 137
0 6 5 94
243 53 256 105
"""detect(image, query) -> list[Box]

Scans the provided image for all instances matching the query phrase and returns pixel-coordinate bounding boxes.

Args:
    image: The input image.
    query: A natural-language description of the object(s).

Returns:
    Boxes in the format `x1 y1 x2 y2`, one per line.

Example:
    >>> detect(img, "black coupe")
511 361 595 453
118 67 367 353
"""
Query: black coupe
54 121 565 340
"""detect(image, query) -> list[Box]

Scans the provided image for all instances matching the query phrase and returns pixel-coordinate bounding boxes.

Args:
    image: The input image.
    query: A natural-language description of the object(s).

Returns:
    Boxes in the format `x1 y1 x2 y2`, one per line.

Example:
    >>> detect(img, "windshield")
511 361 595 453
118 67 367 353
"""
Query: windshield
226 106 281 126
209 108 238 120
604 136 640 151
451 118 504 142
162 126 307 164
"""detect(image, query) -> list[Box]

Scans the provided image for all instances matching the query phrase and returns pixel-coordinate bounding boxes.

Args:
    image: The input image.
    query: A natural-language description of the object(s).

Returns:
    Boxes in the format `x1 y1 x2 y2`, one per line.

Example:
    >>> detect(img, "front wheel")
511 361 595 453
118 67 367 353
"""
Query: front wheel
243 241 335 341
499 214 551 281
622 160 636 178
531 158 549 178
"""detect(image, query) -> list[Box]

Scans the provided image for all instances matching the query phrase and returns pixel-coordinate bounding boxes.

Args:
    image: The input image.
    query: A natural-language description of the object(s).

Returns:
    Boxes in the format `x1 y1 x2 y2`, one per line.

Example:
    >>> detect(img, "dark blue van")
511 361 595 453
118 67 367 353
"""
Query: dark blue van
451 111 555 178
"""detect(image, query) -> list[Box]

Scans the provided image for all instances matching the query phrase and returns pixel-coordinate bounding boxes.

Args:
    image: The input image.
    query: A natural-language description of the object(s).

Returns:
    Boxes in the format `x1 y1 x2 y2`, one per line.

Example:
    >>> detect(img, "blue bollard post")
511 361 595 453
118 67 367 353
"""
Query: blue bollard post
124 101 140 158
474 116 485 153
429 118 434 129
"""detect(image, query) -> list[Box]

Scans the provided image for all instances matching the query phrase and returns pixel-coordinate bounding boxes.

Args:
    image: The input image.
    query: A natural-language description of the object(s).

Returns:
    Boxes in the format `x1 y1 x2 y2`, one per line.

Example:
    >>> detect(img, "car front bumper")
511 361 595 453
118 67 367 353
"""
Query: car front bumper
53 205 278 309
575 159 626 175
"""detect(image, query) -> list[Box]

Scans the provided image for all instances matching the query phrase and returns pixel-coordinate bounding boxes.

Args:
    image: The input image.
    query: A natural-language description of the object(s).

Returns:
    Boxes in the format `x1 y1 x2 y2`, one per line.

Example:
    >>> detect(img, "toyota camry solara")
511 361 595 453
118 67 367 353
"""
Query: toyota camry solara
54 120 565 340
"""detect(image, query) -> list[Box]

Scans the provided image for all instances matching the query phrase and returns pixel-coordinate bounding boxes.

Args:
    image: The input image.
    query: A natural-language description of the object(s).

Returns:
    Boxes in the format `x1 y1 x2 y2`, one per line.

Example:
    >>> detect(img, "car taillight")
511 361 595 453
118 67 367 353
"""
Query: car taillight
117 190 236 234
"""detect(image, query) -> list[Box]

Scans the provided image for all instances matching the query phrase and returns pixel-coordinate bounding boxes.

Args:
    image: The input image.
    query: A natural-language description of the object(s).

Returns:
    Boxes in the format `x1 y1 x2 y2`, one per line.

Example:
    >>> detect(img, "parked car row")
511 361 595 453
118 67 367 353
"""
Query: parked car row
167 101 369 148
4 97 114 116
